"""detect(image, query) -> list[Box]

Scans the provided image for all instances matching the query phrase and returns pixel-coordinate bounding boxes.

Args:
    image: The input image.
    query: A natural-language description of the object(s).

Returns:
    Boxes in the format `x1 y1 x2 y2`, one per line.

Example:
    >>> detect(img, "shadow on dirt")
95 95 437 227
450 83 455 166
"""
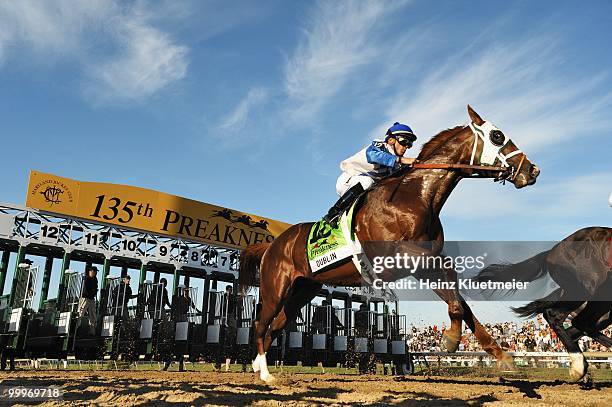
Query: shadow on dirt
2 372 610 405
0 375 500 406
394 375 612 400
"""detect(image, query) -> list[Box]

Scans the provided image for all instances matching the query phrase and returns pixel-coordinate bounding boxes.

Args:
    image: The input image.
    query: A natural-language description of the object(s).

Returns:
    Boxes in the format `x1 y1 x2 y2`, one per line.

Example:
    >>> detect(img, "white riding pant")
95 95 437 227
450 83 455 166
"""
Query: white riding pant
336 172 375 196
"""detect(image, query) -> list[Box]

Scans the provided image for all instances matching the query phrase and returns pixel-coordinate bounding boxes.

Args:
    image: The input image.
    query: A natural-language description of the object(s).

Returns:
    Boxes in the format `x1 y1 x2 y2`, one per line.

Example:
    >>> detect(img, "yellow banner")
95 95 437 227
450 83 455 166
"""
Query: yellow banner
26 170 291 250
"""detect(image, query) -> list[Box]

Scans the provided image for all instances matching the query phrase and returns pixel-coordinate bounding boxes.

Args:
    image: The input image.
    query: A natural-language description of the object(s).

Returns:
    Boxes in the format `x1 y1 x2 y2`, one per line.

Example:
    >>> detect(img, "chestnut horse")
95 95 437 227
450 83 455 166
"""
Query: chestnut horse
240 106 540 382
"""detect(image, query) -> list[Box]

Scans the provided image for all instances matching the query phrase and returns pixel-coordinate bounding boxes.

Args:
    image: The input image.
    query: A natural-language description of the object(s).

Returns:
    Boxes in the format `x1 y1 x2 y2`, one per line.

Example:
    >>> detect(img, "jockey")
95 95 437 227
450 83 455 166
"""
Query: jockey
323 122 418 224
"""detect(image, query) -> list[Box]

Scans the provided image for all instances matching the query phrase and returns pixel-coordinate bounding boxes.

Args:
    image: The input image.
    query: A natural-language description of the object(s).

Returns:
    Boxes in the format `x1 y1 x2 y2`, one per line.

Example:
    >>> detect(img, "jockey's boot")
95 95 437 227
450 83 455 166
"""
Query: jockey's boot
322 183 365 225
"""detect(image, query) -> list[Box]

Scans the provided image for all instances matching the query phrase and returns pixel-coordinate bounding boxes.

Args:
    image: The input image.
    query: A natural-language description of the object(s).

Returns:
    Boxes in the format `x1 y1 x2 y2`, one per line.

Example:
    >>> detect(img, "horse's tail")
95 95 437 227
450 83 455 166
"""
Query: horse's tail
474 250 550 284
512 288 564 318
239 243 271 294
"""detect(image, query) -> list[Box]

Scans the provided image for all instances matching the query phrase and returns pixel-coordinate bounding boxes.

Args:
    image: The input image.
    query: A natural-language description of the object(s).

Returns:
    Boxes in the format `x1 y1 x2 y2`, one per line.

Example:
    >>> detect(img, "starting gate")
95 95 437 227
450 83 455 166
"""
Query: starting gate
0 263 39 370
174 286 199 341
61 271 83 346
353 307 372 353
102 277 123 337
236 294 255 346
333 307 352 354
373 312 389 355
139 281 165 340
206 290 228 344
8 264 39 333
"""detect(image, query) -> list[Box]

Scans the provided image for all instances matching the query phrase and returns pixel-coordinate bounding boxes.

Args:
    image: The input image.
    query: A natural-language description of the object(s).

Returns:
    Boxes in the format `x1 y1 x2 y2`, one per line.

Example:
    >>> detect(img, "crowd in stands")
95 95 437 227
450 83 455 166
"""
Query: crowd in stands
407 316 612 353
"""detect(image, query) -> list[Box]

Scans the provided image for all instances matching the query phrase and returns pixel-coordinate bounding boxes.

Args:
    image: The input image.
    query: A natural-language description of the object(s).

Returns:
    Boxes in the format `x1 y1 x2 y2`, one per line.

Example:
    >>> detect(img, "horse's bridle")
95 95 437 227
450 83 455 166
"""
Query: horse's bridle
468 121 527 183
509 153 527 183
407 123 527 183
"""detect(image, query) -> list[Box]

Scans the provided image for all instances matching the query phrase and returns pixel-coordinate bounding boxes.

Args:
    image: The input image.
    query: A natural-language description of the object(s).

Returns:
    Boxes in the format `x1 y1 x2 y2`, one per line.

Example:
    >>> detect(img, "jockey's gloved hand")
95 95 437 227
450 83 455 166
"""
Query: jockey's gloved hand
400 157 418 166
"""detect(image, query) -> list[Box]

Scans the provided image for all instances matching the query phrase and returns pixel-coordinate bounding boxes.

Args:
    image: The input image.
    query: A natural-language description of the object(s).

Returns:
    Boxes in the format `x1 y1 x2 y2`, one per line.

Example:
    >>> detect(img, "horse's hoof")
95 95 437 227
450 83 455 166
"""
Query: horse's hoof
262 374 276 384
252 355 262 372
580 372 594 388
497 356 517 372
568 353 588 382
569 369 586 382
441 332 460 353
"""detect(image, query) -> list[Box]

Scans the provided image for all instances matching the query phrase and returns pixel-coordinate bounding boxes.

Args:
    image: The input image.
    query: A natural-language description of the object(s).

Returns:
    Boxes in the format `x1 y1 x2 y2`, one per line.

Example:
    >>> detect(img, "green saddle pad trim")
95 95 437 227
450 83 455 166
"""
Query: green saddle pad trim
347 199 357 241
307 200 358 262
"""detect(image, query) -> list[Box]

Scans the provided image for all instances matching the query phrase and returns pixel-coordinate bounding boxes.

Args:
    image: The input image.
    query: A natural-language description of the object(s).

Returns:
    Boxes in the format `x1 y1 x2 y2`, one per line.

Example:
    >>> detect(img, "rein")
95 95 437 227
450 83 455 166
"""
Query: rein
410 163 506 171
405 121 529 183
510 154 526 182
389 162 511 202
407 162 511 182
410 162 514 181
389 124 526 201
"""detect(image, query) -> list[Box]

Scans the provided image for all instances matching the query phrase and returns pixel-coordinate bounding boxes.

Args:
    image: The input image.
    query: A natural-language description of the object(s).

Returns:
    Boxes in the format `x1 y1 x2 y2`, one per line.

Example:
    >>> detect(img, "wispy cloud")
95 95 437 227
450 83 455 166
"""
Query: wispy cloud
0 0 189 104
83 21 188 103
0 1 103 61
217 87 269 134
366 28 612 239
283 0 411 123
212 0 417 150
442 172 611 239
374 35 612 155
210 0 611 192
212 0 407 143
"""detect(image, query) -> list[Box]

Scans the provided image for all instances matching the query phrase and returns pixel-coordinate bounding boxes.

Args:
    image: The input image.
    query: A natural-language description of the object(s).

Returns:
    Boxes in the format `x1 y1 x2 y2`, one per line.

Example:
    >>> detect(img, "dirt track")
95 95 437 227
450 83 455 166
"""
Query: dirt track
1 370 611 406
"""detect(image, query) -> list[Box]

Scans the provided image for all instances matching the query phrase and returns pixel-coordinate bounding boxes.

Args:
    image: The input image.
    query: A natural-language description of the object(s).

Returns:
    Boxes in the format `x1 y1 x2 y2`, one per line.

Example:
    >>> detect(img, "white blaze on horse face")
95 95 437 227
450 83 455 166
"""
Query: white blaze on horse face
469 121 522 167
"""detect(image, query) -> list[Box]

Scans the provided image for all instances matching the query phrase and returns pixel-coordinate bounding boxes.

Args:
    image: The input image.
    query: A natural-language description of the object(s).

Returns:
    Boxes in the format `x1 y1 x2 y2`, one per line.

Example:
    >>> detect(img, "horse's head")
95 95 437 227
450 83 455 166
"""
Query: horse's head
467 105 540 188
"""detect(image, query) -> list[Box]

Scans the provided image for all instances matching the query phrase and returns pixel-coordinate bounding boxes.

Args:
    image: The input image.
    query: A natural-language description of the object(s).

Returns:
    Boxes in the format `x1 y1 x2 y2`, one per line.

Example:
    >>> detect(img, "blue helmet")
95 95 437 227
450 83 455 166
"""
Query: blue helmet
385 122 416 142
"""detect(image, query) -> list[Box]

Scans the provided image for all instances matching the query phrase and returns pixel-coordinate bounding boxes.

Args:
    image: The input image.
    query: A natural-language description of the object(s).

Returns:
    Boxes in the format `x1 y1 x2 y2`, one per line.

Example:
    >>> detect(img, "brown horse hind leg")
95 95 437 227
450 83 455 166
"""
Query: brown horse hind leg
264 308 288 351
264 277 323 353
253 300 283 383
259 278 323 358
254 275 321 382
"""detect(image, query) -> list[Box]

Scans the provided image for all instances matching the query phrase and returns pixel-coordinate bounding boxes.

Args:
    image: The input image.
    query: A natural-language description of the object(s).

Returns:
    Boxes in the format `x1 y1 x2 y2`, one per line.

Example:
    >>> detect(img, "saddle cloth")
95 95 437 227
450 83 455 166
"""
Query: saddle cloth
307 201 379 286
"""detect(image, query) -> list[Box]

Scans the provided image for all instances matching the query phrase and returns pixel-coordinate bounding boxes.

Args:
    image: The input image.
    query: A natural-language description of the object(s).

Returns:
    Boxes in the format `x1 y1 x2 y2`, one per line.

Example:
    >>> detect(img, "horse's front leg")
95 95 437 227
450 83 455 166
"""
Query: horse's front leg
542 305 587 381
427 264 463 352
460 300 515 371
428 227 465 351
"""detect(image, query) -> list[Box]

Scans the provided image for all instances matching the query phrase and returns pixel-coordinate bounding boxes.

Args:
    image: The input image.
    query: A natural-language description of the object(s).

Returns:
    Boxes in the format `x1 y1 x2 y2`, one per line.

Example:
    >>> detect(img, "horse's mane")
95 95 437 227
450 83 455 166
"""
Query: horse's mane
417 125 465 161
385 125 465 180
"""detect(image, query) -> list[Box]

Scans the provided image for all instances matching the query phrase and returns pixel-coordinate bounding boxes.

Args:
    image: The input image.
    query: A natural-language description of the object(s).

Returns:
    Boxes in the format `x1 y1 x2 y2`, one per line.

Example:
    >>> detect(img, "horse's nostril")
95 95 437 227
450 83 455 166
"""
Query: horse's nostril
530 165 540 177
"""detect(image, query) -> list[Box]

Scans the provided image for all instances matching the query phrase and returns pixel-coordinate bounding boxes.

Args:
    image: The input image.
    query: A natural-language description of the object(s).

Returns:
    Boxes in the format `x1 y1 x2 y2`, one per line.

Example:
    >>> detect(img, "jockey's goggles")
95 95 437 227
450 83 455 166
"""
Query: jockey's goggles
394 134 416 147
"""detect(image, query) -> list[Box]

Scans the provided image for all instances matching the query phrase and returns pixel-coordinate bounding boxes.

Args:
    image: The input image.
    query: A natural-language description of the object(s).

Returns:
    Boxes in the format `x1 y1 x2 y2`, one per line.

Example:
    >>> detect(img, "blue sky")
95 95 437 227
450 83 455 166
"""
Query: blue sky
0 0 610 323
